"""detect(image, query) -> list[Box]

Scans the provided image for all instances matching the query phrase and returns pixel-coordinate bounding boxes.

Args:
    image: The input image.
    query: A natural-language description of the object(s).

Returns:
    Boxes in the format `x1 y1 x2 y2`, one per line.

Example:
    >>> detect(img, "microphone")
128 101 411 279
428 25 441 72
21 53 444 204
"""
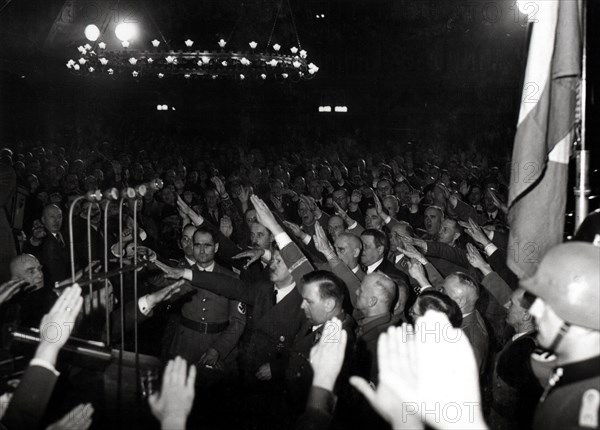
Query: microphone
121 187 136 199
84 189 103 202
103 188 119 201
135 179 164 197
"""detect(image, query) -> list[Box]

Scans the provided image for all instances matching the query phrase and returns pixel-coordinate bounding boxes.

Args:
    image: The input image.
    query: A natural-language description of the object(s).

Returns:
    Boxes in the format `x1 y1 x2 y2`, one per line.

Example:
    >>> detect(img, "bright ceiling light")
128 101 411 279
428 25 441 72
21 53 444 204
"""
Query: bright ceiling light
115 23 137 42
84 24 100 42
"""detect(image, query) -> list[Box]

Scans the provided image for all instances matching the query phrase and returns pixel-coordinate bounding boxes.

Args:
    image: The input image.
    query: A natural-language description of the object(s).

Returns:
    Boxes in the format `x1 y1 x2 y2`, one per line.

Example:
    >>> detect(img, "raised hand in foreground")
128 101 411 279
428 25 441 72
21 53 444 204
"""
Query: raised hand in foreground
149 356 197 430
350 311 487 430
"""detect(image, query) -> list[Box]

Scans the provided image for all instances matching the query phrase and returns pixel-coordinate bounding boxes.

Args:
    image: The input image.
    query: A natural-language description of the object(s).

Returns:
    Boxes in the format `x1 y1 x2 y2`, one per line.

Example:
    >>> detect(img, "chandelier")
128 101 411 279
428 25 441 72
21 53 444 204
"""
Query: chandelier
67 39 318 81
66 3 319 82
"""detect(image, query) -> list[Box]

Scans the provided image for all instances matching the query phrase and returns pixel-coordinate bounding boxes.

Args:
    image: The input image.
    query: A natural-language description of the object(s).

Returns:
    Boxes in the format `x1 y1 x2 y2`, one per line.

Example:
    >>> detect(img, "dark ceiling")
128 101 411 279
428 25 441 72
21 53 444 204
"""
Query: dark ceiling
0 0 597 153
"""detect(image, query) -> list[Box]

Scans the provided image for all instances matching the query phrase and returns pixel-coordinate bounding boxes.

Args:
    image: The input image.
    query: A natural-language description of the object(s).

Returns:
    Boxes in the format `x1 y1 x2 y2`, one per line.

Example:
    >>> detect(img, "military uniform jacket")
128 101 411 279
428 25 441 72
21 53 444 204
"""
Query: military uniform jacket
169 262 246 363
188 270 306 375
534 356 600 430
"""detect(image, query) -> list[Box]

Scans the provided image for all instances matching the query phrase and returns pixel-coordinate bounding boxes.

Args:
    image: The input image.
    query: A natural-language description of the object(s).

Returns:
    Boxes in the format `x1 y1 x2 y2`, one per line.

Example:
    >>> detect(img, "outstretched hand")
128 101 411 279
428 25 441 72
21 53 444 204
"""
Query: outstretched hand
232 249 266 269
149 357 196 429
350 312 486 430
313 222 335 258
154 260 186 280
251 195 284 235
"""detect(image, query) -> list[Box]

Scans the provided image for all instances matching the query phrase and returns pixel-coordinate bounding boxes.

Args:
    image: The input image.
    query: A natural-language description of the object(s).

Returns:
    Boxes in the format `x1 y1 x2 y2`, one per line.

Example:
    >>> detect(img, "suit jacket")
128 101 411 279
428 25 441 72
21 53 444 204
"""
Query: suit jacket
283 311 356 412
355 313 395 383
1 364 58 430
370 258 411 322
489 331 542 430
29 229 71 285
0 162 17 280
188 271 306 376
461 310 489 374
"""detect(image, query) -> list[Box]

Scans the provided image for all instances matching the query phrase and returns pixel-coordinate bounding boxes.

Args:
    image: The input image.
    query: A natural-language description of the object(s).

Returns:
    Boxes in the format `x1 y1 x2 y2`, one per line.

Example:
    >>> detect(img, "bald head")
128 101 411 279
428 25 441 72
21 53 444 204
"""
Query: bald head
443 272 479 314
10 254 44 290
356 272 397 316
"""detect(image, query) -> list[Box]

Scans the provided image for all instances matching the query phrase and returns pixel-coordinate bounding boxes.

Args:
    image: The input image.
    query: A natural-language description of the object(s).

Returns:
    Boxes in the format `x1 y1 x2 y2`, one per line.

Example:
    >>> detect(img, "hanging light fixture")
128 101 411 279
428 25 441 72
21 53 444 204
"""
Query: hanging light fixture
67 4 318 82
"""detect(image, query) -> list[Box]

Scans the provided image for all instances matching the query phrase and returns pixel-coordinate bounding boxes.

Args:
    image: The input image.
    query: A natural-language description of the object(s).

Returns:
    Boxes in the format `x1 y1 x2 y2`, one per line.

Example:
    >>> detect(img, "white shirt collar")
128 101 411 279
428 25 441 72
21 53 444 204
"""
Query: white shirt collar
512 331 528 342
367 258 384 274
351 265 360 274
185 256 195 266
275 282 296 303
197 261 215 272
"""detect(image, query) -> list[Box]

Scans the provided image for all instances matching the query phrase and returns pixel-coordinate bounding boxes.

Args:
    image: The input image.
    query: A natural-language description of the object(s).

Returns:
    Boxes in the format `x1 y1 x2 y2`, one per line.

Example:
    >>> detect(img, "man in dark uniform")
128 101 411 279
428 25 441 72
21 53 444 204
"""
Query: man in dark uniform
166 226 246 369
521 242 600 430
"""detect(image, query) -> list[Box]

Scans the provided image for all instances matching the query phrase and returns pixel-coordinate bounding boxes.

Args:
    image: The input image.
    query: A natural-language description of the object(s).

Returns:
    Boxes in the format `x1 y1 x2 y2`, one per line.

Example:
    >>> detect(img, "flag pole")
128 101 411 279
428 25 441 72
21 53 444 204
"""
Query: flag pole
574 0 589 230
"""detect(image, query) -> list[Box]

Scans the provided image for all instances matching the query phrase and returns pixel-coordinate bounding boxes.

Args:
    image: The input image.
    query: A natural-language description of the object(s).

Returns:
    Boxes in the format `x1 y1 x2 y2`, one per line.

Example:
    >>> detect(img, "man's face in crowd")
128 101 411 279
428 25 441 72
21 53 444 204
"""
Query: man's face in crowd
300 281 330 325
205 189 219 209
94 169 104 183
395 182 411 203
42 205 63 234
188 171 198 183
193 231 218 267
81 201 101 226
308 180 323 200
504 288 531 331
376 180 393 199
133 163 144 179
165 170 176 184
319 166 331 180
64 174 79 192
355 277 375 312
334 235 360 268
162 188 176 206
360 234 383 266
245 209 257 227
13 255 44 290
483 191 497 213
293 177 306 194
437 219 459 245
180 225 196 259
365 207 384 230
250 223 272 250
528 298 563 350
469 187 482 206
271 180 284 198
424 207 443 236
298 200 315 226
332 189 348 211
383 196 399 218
269 250 291 283
327 216 345 240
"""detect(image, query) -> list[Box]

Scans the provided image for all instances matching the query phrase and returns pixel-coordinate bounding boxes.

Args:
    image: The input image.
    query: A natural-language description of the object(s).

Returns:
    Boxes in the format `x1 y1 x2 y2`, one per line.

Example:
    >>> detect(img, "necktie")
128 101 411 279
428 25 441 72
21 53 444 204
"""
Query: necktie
56 232 65 247
272 289 278 306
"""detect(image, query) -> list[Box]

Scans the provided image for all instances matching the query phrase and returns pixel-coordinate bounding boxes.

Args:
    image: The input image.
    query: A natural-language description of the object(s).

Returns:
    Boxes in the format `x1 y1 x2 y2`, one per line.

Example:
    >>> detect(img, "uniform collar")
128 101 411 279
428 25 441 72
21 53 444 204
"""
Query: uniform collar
553 355 600 389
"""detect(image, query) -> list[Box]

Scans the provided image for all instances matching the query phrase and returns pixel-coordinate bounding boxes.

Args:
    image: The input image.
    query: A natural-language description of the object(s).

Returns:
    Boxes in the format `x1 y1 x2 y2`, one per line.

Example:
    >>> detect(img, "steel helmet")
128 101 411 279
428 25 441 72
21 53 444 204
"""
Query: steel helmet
520 242 600 330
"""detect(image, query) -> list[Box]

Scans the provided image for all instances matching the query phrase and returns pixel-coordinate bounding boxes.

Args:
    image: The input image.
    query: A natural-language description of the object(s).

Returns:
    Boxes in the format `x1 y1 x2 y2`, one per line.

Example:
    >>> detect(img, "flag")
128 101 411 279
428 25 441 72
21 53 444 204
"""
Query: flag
507 0 582 278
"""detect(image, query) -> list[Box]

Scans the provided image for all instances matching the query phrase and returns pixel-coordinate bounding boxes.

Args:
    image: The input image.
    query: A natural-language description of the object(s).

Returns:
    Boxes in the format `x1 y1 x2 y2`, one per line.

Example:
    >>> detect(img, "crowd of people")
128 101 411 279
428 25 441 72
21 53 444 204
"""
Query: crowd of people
0 135 598 430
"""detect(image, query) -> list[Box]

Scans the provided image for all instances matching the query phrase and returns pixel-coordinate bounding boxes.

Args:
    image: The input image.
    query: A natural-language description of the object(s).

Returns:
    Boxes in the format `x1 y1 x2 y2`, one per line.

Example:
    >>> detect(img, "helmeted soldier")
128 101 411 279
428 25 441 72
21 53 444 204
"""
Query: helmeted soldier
521 242 600 430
